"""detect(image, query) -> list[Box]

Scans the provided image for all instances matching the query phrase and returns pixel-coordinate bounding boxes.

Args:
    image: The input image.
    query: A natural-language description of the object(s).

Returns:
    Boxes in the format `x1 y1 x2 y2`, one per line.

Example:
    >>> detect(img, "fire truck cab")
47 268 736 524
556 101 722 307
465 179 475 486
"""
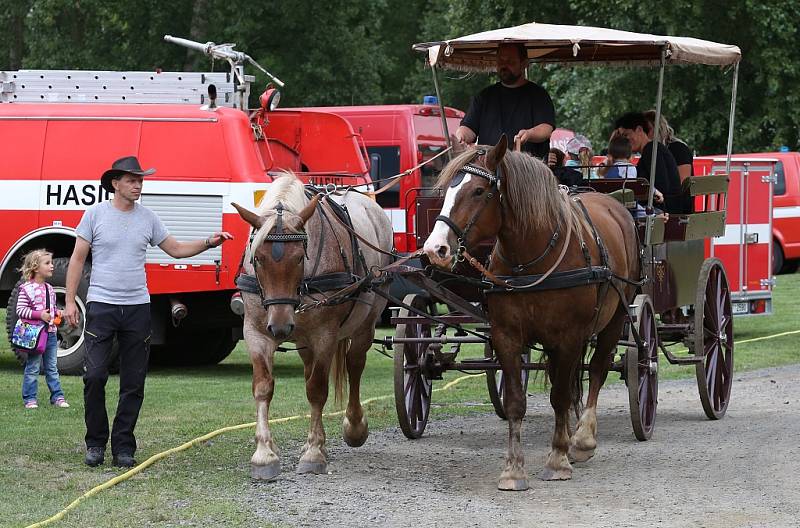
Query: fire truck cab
0 67 369 373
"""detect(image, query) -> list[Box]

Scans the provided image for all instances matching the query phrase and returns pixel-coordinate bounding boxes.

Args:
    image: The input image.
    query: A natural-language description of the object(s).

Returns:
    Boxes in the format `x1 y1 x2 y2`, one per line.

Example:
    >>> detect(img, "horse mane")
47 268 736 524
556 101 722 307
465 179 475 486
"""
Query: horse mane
437 148 590 238
250 171 309 251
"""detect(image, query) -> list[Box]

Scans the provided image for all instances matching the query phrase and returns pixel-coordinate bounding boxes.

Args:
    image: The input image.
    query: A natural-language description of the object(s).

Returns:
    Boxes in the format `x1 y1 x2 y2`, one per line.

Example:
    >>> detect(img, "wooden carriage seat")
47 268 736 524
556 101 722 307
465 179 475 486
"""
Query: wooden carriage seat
662 174 729 241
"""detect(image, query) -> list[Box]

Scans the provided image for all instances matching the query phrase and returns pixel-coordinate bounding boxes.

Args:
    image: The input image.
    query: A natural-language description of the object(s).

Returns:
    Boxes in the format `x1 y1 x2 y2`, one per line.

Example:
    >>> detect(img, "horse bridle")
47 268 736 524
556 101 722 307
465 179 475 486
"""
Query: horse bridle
250 202 310 309
434 161 501 269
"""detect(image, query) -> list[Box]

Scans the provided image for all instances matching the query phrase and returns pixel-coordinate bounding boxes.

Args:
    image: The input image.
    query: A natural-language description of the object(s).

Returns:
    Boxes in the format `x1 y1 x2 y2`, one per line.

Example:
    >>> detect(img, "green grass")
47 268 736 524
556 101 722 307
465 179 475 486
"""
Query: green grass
1 273 798 527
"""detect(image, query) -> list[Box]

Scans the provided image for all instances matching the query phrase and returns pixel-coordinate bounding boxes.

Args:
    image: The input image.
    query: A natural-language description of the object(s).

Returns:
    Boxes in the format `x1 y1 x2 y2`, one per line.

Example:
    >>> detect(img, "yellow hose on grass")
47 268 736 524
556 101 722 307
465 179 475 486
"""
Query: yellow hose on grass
25 373 480 527
26 329 800 527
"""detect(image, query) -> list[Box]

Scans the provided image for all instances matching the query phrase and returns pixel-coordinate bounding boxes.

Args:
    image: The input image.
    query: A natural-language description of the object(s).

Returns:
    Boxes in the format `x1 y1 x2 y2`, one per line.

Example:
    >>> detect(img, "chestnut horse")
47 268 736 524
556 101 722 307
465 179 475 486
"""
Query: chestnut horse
423 137 640 490
233 172 392 480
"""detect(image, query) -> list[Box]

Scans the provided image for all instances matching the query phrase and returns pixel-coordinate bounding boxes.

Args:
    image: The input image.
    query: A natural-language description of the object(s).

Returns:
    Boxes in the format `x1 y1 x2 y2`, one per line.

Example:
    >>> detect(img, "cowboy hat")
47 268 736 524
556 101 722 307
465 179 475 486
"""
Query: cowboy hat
101 156 156 193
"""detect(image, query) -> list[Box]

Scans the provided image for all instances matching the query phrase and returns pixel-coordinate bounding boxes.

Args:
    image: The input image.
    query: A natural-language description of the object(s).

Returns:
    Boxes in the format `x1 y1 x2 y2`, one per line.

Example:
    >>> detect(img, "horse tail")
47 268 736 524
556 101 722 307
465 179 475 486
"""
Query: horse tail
332 338 350 407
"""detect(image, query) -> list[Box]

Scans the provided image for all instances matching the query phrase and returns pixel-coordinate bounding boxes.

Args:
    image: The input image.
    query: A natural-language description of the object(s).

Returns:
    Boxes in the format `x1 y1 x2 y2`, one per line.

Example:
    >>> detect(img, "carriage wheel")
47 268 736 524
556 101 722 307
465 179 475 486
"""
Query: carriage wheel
626 294 658 441
393 294 434 439
485 342 530 420
694 258 734 420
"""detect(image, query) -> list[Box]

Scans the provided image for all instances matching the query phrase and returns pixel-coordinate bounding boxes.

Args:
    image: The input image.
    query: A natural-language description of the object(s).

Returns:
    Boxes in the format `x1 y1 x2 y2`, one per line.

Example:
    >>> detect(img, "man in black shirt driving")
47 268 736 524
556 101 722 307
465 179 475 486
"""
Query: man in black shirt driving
455 43 555 159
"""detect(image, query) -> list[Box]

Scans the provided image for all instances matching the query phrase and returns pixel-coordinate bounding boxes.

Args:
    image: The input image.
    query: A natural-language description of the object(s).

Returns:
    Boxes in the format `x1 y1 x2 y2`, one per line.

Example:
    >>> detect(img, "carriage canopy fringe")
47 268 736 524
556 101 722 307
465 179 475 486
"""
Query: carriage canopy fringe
413 22 741 70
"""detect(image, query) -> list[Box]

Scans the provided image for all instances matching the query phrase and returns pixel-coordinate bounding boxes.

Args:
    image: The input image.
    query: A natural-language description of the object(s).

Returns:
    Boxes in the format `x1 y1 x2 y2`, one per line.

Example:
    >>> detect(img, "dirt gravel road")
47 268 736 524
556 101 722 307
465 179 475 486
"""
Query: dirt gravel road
245 365 800 527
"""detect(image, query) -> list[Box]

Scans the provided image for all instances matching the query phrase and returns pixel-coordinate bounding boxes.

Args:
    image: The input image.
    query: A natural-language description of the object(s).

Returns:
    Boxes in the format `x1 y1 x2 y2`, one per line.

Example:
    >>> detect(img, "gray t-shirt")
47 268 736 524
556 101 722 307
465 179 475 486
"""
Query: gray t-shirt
76 201 169 305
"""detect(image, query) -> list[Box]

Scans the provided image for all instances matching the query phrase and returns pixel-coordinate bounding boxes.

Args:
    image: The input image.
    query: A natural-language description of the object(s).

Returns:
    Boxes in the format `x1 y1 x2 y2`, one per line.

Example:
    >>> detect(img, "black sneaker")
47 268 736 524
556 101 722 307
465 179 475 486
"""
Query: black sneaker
112 453 136 468
85 447 105 467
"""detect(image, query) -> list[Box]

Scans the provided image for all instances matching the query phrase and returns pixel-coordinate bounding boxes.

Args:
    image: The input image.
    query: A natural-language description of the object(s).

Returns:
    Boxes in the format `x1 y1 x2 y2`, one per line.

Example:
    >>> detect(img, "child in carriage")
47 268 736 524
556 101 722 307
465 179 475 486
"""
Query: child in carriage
604 134 665 217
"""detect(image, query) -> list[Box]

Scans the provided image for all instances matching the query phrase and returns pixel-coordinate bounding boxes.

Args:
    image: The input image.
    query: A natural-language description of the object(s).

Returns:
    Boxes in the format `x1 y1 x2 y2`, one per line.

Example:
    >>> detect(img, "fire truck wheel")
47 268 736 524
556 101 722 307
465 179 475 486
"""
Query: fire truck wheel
773 243 798 275
773 243 785 275
150 326 237 366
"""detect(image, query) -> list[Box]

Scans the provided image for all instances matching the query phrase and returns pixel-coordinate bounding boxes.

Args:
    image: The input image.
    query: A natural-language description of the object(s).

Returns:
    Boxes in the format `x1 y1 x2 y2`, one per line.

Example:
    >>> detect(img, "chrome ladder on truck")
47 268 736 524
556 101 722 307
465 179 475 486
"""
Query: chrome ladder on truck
0 69 239 106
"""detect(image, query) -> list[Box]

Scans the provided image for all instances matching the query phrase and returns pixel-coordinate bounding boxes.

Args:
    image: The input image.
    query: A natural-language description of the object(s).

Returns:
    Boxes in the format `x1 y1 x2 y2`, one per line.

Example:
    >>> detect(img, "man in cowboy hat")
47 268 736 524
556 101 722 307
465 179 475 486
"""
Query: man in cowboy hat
64 156 233 468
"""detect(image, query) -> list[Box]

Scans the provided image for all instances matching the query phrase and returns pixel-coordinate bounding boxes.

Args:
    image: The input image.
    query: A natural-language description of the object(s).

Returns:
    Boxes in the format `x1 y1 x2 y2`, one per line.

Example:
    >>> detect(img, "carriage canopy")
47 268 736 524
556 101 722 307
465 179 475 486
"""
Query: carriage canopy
413 22 741 70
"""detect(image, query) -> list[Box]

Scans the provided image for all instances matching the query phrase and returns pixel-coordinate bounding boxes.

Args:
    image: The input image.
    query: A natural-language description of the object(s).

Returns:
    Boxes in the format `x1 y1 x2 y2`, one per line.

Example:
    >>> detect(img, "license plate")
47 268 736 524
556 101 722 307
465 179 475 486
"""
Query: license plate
732 302 749 315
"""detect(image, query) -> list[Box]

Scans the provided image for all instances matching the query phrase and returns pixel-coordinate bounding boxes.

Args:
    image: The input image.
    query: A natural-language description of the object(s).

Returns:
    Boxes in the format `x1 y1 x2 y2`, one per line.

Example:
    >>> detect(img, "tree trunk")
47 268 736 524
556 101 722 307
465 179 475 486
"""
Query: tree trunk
184 0 209 71
7 2 31 69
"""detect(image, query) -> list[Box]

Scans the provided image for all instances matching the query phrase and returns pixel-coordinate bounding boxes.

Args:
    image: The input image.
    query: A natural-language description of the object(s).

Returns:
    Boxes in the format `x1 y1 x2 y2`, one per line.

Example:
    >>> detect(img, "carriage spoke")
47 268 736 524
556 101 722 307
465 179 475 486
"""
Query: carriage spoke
706 347 718 397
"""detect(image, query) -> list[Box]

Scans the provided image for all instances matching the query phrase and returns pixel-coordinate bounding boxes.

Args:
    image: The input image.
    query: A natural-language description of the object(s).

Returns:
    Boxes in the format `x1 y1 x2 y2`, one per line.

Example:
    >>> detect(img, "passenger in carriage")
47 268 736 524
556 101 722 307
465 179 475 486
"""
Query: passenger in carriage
644 110 694 213
547 147 584 187
565 134 595 179
604 135 637 179
614 112 684 214
604 134 665 218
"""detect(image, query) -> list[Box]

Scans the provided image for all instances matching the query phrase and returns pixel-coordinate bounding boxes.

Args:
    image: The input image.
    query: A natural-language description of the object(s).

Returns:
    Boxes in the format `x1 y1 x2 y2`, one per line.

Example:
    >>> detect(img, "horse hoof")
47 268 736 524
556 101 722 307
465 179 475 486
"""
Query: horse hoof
497 477 529 491
568 446 595 463
343 416 369 447
539 467 572 481
296 460 327 475
251 460 281 481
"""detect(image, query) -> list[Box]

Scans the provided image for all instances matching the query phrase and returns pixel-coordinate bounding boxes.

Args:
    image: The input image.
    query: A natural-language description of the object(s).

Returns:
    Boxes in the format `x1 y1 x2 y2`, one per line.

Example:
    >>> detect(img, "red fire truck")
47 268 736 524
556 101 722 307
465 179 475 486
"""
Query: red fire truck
719 152 800 275
299 103 463 252
0 39 370 373
693 156 776 316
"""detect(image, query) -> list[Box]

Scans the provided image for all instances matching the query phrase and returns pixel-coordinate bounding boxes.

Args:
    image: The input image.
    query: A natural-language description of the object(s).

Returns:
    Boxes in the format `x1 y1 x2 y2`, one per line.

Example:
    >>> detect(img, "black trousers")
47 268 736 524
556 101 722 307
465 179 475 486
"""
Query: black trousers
83 302 151 456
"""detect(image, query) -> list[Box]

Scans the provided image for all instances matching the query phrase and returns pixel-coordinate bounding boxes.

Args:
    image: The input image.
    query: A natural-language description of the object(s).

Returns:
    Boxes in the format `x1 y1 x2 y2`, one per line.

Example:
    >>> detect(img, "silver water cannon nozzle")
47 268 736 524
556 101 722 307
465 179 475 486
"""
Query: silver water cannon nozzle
163 34 285 88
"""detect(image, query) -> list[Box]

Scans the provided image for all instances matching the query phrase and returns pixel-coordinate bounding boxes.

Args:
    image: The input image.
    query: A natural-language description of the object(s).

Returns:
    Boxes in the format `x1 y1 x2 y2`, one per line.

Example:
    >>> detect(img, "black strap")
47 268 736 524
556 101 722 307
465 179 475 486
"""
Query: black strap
486 266 612 293
271 202 286 261
261 298 300 308
434 215 465 240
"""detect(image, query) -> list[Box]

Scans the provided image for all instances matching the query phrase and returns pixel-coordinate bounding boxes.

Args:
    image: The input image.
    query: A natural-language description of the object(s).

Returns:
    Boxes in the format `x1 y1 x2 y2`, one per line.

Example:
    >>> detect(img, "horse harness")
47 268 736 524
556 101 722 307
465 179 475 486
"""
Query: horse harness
436 158 646 341
235 192 371 313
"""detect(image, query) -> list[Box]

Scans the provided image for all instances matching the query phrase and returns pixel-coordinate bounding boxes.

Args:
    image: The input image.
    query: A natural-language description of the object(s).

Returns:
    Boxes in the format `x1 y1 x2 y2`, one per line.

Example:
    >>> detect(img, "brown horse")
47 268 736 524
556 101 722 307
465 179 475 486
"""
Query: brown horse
423 136 640 491
232 172 392 480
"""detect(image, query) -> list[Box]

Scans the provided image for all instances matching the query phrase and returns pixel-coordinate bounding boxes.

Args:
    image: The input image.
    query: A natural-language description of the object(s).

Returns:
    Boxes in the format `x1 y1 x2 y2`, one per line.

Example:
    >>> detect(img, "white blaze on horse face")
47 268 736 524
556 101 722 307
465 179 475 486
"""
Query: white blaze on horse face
423 174 471 266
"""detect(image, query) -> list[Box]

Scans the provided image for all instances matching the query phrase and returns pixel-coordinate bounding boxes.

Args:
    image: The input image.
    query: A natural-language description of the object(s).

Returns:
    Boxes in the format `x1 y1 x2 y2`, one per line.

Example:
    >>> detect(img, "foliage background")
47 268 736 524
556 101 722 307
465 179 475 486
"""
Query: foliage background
1 0 798 153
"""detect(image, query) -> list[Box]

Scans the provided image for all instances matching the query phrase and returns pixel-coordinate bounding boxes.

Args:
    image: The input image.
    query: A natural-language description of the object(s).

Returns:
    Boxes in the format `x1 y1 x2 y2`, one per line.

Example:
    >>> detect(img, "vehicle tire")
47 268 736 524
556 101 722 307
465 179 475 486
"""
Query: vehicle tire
150 325 238 366
694 258 734 420
393 293 433 440
625 294 658 441
5 258 108 375
485 342 530 420
773 242 785 275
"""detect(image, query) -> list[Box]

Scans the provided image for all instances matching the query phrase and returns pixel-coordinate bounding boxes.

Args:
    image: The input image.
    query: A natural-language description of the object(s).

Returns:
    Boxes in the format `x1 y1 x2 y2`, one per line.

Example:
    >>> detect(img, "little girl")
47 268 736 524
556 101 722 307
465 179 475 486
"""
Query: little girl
16 249 69 409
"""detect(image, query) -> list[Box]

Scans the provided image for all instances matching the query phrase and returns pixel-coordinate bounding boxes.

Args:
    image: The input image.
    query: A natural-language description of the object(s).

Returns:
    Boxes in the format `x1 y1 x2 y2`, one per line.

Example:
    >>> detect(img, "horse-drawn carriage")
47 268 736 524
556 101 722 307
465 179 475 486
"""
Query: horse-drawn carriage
235 23 741 490
381 24 741 486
